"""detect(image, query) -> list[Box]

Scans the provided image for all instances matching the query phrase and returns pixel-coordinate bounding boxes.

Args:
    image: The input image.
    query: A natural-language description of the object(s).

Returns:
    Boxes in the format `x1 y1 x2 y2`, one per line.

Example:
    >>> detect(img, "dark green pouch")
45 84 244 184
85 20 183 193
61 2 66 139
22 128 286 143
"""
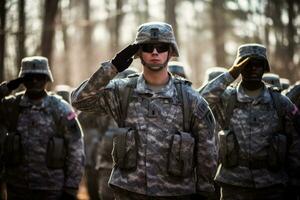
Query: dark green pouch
46 136 66 169
218 130 239 168
3 132 23 167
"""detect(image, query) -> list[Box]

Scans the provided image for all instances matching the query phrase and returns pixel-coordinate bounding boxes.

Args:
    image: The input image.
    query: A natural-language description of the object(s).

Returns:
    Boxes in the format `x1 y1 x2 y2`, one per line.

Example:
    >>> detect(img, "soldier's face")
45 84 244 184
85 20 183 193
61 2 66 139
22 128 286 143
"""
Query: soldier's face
241 58 265 81
23 74 48 92
140 43 170 71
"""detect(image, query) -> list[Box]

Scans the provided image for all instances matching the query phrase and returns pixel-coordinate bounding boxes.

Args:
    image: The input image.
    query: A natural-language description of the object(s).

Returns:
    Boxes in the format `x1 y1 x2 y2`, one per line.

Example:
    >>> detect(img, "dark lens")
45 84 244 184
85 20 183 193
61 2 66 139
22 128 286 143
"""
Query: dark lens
141 44 155 53
141 43 169 53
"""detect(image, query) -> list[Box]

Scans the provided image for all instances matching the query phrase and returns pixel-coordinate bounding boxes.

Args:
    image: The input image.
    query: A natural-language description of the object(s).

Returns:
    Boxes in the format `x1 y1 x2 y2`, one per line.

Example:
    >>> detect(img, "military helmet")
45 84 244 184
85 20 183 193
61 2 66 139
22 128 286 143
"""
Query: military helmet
280 78 290 91
134 22 179 57
168 61 186 78
205 67 227 82
54 84 72 103
114 68 138 79
234 43 270 72
262 73 282 90
18 56 54 82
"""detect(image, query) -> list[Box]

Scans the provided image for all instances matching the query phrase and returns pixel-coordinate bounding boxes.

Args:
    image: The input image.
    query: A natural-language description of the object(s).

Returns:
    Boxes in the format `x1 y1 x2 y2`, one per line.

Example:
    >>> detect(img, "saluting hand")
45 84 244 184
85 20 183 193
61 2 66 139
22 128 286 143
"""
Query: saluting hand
111 44 139 72
228 57 251 79
6 78 24 91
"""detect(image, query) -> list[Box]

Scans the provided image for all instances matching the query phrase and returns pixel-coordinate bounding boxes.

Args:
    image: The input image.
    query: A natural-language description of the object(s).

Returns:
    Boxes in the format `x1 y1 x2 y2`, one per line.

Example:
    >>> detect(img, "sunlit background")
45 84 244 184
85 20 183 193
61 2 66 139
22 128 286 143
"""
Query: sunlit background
1 0 300 88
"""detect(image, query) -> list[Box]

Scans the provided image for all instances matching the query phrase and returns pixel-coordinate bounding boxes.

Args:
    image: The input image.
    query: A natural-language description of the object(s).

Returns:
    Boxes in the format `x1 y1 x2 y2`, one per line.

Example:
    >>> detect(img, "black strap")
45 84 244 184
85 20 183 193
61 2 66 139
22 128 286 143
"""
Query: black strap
174 80 191 132
268 88 284 131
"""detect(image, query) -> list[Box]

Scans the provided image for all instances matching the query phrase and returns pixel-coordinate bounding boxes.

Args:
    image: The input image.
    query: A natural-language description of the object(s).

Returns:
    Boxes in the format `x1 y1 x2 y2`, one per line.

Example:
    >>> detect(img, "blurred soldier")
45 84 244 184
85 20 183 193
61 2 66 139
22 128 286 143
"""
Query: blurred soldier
280 78 290 92
168 61 187 78
0 56 84 200
262 73 282 91
95 69 136 200
55 84 72 103
285 81 300 108
205 67 227 83
71 22 217 199
200 44 300 200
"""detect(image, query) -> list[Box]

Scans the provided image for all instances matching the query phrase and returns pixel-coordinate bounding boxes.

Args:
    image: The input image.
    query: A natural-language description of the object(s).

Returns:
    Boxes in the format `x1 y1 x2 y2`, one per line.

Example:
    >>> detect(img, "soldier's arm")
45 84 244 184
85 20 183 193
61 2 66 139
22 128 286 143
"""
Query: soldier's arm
199 72 235 106
71 61 118 113
191 95 218 197
281 96 300 187
61 104 85 197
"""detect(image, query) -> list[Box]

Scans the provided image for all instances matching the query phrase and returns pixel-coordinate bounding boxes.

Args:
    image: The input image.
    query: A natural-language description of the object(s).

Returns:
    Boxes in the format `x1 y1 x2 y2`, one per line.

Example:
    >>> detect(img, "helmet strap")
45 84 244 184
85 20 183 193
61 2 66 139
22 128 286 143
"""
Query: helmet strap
140 51 171 71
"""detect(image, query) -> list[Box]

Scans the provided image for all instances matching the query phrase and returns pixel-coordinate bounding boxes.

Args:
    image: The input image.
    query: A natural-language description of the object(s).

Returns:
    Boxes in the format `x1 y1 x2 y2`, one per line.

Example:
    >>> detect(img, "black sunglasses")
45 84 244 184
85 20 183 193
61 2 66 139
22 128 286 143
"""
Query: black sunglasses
141 43 170 53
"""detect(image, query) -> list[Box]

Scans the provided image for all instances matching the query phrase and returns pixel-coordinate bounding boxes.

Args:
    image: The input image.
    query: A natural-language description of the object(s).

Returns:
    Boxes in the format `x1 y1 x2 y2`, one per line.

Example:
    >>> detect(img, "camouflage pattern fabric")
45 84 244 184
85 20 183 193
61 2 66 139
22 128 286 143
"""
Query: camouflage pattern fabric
71 61 217 196
200 72 300 188
0 82 84 192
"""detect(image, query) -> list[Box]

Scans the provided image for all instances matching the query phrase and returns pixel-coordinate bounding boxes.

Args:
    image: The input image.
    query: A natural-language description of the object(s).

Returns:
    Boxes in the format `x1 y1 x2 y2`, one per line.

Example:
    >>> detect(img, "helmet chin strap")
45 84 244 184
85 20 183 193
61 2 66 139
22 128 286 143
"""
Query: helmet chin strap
141 51 170 71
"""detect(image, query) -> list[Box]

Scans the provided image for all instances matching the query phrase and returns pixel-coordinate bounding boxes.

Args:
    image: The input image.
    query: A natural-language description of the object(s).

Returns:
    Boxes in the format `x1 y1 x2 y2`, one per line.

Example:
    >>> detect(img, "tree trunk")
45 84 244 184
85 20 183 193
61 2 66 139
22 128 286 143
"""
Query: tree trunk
210 0 226 66
165 0 178 41
17 0 26 69
0 0 6 82
41 0 59 66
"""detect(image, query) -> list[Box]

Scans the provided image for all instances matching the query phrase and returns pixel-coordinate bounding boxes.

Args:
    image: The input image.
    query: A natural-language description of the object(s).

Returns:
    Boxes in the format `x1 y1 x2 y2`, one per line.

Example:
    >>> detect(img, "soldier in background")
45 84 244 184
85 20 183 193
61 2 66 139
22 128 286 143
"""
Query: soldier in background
280 78 290 92
0 56 84 200
54 84 72 103
71 22 217 199
168 61 187 78
262 73 282 91
200 44 300 200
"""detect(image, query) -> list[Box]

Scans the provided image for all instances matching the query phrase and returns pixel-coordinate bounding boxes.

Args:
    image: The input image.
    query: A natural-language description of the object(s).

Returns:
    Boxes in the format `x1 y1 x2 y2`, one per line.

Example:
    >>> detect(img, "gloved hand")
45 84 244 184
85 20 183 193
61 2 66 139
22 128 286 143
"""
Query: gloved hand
228 57 250 79
6 78 23 91
111 44 139 72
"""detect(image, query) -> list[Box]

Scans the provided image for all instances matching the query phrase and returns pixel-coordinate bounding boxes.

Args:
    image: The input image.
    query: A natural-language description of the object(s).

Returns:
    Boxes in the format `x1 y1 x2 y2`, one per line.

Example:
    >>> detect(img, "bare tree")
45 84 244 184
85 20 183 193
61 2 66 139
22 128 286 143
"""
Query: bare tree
41 0 59 66
165 0 178 41
210 0 226 66
16 0 26 68
0 0 6 81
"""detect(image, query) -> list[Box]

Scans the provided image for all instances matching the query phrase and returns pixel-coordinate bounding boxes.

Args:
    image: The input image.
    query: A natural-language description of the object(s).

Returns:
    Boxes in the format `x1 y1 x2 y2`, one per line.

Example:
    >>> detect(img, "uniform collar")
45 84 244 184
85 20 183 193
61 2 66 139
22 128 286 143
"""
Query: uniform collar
135 74 176 98
19 93 49 108
236 82 271 104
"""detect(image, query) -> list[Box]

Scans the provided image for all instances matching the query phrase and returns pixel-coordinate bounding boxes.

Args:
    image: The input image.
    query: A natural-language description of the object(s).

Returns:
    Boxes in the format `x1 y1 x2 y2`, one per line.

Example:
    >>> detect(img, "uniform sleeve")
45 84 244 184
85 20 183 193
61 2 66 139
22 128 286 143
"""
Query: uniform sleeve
71 61 118 114
281 95 300 187
60 103 85 192
199 72 234 106
191 95 218 195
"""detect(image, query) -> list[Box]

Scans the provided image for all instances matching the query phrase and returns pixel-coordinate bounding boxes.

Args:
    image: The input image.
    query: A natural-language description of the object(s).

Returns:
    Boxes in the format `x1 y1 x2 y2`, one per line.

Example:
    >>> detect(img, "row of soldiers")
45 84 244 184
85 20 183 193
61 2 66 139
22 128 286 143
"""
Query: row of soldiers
0 21 300 200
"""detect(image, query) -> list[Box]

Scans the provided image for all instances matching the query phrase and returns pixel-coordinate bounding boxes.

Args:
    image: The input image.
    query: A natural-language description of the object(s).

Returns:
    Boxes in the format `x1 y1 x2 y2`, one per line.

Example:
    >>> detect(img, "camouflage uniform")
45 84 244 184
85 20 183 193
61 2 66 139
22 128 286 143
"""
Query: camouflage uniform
71 60 217 198
200 44 300 200
0 56 84 200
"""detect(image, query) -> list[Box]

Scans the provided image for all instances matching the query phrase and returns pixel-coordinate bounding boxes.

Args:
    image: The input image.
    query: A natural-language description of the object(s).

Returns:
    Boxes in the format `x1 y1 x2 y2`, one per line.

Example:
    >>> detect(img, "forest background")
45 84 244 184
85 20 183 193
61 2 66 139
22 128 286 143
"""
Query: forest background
0 0 299 88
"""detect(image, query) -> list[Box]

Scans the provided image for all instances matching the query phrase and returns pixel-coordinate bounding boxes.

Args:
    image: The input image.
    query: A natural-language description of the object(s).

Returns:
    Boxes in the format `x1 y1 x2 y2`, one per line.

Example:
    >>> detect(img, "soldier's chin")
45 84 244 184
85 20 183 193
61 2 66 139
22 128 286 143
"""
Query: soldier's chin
145 63 165 71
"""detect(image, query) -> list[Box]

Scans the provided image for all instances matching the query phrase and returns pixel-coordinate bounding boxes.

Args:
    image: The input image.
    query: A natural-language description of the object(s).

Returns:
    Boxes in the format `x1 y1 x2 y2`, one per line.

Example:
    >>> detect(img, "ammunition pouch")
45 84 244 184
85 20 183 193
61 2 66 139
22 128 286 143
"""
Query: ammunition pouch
112 128 137 170
3 132 23 167
167 131 195 177
46 136 66 169
268 132 287 171
218 130 239 168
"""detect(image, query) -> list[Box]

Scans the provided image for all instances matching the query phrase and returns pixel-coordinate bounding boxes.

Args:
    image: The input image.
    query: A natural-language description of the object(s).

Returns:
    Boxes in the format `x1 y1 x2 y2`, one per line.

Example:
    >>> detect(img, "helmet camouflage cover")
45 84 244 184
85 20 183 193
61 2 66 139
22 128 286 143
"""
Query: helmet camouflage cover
262 73 282 90
18 56 54 82
168 61 186 78
234 43 270 72
134 22 179 57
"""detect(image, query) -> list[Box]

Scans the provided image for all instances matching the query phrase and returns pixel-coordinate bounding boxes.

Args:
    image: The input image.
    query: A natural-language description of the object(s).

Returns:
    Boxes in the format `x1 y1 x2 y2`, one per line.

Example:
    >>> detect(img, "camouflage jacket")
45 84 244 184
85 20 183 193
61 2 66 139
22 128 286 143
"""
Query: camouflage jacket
71 62 217 196
0 83 84 191
200 72 300 188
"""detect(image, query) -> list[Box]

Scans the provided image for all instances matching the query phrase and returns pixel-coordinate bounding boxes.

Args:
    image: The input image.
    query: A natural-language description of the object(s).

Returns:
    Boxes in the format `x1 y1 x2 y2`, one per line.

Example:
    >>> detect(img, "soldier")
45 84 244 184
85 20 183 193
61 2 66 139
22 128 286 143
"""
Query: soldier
167 61 187 78
262 73 282 91
200 43 300 200
54 84 72 103
71 22 217 199
280 78 290 92
0 56 84 200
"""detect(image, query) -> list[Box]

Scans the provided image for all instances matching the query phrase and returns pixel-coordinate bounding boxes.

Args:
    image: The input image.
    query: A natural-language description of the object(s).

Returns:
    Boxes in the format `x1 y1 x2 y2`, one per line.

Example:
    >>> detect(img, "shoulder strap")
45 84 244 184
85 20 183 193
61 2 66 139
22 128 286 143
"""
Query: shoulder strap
268 88 284 131
222 87 237 130
48 96 63 137
174 79 191 132
118 77 138 127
